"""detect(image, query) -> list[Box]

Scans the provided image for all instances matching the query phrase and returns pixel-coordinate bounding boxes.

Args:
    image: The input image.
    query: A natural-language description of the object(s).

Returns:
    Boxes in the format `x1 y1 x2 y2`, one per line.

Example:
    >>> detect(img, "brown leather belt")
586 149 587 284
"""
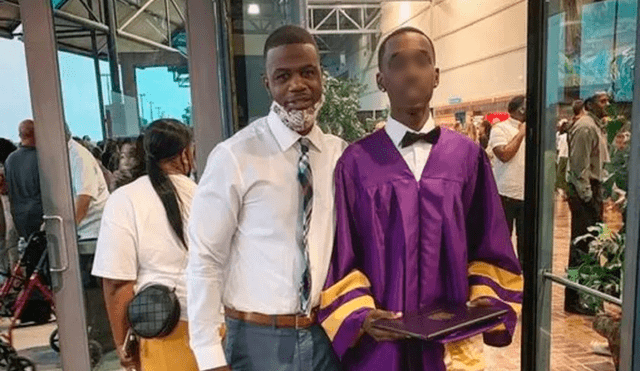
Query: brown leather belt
224 306 318 329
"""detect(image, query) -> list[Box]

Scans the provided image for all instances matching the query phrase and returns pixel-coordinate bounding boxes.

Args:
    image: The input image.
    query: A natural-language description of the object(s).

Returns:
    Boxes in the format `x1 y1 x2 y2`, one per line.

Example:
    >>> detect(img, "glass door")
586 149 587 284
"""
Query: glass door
525 0 639 370
19 0 192 368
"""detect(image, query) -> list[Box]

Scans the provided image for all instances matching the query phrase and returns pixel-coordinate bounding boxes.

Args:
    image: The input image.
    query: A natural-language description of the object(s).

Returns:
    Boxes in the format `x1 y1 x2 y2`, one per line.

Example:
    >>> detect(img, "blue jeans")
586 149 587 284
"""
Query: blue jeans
224 317 341 371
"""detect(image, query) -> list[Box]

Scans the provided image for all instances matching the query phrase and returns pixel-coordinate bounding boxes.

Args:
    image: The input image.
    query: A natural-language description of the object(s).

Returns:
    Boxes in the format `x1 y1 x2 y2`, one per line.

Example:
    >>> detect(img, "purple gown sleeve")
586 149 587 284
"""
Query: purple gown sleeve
318 160 376 359
465 149 524 347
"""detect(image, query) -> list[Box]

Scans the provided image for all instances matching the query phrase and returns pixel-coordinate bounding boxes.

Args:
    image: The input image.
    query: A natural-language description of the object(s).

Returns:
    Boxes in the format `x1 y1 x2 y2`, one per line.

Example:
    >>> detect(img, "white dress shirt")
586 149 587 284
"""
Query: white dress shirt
384 114 437 180
488 117 525 200
187 110 346 370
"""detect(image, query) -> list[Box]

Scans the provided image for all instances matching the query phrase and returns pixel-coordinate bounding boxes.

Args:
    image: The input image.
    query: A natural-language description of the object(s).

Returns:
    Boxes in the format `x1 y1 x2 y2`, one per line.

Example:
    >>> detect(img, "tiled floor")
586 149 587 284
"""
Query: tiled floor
2 194 620 371
485 194 619 371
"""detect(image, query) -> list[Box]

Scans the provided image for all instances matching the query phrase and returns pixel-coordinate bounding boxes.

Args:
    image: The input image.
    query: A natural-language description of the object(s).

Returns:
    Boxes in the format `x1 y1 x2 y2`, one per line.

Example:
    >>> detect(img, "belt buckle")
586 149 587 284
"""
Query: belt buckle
295 314 300 330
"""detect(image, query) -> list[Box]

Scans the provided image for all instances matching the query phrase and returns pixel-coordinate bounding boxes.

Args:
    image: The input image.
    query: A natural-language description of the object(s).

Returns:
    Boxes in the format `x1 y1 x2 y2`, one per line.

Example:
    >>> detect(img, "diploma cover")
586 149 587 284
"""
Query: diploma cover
372 303 508 341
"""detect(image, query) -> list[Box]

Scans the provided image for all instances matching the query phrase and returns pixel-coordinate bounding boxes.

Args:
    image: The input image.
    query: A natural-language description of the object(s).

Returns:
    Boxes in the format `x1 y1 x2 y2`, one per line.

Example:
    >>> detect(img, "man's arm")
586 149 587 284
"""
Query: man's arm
75 194 92 225
492 123 526 163
188 144 242 371
568 127 596 202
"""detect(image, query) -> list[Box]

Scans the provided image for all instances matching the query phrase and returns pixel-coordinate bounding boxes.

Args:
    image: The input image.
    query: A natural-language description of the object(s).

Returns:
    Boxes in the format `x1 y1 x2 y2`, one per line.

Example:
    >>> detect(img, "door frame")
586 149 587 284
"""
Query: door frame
524 0 640 370
19 0 92 369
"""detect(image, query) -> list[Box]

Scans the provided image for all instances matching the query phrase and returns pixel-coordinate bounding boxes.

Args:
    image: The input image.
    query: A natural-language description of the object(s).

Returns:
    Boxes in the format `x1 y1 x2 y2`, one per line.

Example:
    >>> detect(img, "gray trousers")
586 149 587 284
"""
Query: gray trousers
224 317 341 371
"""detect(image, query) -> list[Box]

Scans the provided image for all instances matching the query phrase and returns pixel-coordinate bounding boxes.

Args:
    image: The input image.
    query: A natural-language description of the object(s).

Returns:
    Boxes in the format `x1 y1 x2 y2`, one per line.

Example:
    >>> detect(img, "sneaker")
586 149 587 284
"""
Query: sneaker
591 341 611 356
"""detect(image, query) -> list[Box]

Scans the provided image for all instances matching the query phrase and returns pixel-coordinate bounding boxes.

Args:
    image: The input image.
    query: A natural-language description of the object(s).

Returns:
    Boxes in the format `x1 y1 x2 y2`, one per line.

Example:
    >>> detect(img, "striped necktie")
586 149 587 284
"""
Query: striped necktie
297 138 313 314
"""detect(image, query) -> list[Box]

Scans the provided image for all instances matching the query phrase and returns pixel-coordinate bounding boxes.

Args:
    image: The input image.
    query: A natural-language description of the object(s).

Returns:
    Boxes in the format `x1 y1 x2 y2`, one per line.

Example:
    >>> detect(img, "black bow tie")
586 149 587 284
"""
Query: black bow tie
399 127 441 148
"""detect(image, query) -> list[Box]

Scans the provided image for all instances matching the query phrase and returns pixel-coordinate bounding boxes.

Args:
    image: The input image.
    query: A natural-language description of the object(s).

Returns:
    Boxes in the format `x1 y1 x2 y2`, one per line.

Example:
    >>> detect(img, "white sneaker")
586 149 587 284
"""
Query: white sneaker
591 341 611 356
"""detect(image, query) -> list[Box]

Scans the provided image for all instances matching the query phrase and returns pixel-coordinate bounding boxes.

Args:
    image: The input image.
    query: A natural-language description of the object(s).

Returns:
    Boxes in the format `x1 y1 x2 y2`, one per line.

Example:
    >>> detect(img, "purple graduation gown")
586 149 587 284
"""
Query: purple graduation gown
318 128 523 371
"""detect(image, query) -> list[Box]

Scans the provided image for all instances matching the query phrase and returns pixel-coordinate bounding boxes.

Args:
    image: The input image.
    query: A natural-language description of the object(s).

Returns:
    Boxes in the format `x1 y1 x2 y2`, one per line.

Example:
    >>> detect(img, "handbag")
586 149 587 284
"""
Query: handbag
126 283 181 338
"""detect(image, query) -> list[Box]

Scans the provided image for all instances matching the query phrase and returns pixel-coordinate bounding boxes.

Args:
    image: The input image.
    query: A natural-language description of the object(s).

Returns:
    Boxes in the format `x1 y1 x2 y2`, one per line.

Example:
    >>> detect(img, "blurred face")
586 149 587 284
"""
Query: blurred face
614 131 630 151
510 101 526 122
590 94 610 119
377 32 439 112
264 43 323 112
119 143 137 170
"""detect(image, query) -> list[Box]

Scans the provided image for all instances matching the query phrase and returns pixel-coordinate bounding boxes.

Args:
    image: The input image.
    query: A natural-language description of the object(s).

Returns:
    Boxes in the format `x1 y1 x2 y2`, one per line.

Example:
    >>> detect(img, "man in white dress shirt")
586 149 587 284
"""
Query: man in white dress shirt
488 96 526 265
187 25 346 371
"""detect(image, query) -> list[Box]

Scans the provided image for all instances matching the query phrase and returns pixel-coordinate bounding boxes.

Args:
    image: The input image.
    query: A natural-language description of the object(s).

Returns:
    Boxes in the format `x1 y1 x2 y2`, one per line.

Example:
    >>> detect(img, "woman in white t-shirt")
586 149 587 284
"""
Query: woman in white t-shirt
92 119 198 371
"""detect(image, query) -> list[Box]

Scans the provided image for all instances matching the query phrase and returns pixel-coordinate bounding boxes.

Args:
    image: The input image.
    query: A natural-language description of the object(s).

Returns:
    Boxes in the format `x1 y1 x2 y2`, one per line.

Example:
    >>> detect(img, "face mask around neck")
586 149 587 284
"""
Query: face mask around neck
271 95 325 133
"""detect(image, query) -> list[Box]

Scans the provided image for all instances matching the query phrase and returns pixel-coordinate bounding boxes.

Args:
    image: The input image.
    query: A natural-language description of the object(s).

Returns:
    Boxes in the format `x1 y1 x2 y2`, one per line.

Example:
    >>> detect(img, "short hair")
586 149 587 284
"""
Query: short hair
18 119 35 139
584 92 608 112
572 99 584 115
507 95 526 114
378 27 436 68
263 25 319 60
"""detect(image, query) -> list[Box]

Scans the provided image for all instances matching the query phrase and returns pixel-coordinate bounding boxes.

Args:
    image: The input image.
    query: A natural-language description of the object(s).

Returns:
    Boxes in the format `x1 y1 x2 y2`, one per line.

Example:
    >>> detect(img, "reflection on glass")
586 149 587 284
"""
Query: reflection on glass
546 1 635 370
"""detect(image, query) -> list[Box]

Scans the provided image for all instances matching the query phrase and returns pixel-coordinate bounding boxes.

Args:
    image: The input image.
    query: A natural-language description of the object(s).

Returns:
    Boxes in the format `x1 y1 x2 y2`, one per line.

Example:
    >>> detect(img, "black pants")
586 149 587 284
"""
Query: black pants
79 240 115 352
501 196 525 266
565 180 603 309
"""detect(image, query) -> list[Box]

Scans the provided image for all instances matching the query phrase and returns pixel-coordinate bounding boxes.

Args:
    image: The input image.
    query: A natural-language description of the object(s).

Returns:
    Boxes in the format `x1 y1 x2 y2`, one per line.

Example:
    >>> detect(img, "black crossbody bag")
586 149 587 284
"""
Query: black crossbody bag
127 283 181 338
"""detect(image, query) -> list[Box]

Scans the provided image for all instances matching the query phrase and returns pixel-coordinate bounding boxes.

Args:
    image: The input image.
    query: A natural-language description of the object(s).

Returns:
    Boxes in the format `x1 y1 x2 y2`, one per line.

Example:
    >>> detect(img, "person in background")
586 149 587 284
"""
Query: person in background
113 136 146 190
187 25 345 371
102 139 120 173
0 138 18 274
80 139 115 193
465 120 479 143
5 120 43 240
556 118 570 197
93 119 198 371
488 96 526 265
564 92 611 315
0 139 17 165
478 120 492 150
571 99 586 125
66 125 112 349
66 125 110 246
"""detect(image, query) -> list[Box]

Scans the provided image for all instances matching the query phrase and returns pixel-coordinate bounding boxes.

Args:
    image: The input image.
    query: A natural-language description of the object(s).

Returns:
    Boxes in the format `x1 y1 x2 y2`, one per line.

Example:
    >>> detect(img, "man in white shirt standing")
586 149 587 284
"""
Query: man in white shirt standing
489 95 526 265
187 25 345 371
67 136 109 243
66 126 111 348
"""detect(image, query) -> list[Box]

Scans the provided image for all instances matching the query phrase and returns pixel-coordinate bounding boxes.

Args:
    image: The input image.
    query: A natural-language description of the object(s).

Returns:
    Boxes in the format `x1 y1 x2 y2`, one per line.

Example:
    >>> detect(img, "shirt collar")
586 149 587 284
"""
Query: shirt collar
267 109 323 153
385 114 436 148
508 116 522 127
587 112 604 128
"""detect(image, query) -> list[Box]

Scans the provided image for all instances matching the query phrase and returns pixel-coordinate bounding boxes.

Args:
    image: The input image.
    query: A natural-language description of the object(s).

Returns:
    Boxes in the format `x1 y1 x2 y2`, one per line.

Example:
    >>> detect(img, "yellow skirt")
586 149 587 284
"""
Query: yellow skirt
140 321 198 371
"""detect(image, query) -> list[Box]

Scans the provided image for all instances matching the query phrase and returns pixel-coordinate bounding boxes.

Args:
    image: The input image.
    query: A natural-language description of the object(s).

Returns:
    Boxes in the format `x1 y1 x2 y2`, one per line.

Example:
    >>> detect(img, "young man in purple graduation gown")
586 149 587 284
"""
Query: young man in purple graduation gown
318 27 523 371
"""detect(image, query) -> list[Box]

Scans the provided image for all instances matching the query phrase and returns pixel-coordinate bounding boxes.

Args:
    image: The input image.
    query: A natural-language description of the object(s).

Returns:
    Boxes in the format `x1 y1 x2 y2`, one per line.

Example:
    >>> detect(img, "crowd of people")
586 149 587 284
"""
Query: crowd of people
0 23 632 371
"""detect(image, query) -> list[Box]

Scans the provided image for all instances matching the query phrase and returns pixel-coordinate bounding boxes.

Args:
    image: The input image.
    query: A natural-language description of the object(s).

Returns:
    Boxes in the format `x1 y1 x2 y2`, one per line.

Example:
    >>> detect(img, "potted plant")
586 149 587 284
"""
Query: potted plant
317 72 374 143
569 223 624 370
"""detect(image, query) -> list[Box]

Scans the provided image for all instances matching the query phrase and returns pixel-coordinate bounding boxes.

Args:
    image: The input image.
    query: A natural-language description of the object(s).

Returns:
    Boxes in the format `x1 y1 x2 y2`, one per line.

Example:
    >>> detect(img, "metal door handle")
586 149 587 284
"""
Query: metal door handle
43 215 69 273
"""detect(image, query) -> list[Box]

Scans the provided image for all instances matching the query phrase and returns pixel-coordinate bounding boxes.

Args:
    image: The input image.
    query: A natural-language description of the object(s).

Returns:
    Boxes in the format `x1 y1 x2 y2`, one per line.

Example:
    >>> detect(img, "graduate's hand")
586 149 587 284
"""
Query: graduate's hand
362 309 407 342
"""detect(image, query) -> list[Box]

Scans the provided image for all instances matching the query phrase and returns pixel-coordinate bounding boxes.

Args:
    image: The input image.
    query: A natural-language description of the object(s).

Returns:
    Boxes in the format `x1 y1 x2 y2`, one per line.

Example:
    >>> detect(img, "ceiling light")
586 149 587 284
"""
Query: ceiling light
248 4 260 15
